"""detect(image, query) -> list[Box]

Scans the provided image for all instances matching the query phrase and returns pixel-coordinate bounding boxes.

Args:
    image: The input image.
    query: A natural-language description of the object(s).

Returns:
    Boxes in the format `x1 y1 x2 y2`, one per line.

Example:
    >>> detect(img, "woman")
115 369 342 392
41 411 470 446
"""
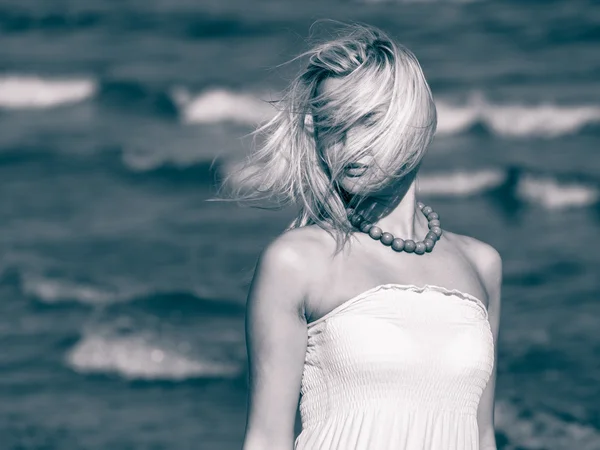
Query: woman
225 23 501 450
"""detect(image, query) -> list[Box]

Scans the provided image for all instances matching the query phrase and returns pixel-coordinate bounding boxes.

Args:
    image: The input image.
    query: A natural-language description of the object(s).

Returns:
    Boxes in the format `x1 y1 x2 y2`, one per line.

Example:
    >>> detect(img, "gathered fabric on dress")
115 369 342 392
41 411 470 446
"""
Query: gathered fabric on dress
294 284 495 450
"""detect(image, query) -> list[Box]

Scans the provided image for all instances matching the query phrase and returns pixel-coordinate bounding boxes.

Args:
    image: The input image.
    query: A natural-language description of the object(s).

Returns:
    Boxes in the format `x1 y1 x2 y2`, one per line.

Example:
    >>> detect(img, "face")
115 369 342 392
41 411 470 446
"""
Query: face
313 77 387 196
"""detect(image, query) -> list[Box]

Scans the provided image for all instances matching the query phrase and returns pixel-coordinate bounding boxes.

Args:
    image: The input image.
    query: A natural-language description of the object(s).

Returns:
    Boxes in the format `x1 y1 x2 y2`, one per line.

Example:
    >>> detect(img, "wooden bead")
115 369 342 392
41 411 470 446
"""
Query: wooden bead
424 238 435 252
359 221 372 233
430 226 443 237
428 219 441 228
422 206 433 215
404 240 416 253
381 232 394 245
391 238 405 252
425 231 436 241
414 242 426 254
351 214 364 227
369 226 383 240
427 212 439 221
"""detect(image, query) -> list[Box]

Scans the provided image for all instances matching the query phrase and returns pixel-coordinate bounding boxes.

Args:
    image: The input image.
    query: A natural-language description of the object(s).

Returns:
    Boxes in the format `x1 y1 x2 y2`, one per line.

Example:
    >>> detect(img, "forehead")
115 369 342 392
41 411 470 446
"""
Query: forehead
314 74 387 116
316 76 345 97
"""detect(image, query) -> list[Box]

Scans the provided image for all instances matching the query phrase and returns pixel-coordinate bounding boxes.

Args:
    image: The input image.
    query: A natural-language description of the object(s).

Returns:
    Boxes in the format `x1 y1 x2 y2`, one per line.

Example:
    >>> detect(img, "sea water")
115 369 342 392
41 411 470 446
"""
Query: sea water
0 0 599 449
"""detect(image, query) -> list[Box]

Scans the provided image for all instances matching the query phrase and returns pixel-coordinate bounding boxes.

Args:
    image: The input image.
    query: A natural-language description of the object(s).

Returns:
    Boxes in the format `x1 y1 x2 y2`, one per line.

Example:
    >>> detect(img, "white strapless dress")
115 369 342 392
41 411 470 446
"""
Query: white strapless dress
294 284 495 450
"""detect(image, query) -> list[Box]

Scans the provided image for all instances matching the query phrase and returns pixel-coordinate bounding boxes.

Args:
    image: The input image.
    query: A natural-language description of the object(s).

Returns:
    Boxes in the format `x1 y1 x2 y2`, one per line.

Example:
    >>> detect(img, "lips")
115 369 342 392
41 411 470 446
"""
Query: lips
344 163 369 177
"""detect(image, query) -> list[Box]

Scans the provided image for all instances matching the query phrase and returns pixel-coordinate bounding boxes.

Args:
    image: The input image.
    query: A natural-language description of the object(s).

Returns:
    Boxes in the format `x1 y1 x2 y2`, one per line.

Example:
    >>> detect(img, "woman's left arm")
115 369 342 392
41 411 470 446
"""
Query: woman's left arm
477 245 503 450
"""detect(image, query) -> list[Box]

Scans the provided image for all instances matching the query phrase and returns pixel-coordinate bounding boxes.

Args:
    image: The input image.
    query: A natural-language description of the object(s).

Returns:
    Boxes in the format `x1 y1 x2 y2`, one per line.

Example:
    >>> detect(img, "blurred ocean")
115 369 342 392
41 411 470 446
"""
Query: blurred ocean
0 0 599 449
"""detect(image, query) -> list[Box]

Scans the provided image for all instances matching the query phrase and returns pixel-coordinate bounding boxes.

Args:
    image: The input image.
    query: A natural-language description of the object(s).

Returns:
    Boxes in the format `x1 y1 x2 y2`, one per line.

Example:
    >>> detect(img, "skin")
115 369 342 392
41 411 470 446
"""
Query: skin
242 78 501 450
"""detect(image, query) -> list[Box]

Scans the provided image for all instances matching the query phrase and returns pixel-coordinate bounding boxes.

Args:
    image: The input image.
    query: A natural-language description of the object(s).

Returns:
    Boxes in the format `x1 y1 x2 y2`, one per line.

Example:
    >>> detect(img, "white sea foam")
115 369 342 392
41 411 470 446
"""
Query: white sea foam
417 168 599 209
172 87 275 125
516 174 599 209
436 92 600 138
433 100 481 135
21 274 147 306
0 75 97 109
417 169 506 196
66 333 241 380
23 276 117 305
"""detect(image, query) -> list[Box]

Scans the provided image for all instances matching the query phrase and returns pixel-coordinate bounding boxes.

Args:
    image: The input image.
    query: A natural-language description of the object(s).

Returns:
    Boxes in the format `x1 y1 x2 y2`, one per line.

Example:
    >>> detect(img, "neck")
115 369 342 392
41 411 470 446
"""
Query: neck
352 179 429 240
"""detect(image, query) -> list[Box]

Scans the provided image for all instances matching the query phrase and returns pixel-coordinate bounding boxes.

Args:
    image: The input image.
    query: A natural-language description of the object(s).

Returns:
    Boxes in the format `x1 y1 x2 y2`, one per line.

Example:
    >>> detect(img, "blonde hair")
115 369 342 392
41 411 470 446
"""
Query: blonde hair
209 22 437 254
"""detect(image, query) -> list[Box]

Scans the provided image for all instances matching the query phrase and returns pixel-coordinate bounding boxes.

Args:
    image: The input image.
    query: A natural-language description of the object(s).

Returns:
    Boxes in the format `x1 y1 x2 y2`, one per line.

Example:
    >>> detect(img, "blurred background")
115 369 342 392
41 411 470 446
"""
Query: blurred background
0 0 598 449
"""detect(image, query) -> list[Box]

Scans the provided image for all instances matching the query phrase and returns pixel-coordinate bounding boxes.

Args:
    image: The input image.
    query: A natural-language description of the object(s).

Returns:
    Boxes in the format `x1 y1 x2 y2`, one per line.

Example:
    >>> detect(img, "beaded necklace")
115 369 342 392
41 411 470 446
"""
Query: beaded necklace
346 201 442 255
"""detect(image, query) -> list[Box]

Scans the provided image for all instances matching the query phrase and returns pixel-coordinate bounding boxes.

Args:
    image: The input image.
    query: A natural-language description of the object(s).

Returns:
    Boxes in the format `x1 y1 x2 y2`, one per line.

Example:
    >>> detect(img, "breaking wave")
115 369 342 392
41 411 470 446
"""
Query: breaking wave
66 332 241 381
0 75 97 109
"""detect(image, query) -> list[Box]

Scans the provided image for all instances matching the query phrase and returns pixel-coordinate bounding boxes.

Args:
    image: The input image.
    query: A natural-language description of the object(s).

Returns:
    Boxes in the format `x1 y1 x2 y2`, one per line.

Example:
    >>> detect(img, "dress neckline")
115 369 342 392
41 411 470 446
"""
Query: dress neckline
307 283 489 329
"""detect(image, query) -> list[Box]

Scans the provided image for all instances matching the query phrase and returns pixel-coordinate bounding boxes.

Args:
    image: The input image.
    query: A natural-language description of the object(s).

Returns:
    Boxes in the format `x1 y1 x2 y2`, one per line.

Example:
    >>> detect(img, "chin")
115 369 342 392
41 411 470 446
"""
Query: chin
338 178 367 196
338 175 400 202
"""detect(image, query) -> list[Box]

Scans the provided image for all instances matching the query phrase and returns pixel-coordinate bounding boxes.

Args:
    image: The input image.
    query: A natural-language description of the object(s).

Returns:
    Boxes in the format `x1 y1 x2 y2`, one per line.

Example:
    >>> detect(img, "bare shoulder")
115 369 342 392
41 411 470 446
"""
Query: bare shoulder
445 231 503 302
250 225 333 316
258 225 331 275
451 232 502 276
